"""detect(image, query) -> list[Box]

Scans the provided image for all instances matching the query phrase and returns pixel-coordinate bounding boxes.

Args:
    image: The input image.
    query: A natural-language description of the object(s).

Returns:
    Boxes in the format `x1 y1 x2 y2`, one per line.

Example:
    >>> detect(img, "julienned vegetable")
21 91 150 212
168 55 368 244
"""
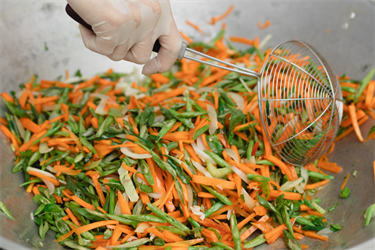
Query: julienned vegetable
0 8 374 249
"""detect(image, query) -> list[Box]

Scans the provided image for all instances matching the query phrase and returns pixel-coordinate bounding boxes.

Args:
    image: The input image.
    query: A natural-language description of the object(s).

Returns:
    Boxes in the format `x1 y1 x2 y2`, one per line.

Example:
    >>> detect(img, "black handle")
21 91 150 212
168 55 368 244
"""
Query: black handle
65 4 161 52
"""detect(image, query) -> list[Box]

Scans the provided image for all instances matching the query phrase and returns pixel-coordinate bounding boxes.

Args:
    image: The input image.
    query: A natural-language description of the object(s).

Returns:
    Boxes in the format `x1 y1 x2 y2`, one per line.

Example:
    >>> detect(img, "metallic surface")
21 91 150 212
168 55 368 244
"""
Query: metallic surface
0 0 374 249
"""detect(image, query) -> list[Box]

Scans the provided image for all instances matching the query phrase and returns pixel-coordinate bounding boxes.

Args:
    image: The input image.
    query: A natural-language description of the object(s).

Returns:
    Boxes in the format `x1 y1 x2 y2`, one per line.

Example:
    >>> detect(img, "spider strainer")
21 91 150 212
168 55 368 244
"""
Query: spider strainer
183 40 343 166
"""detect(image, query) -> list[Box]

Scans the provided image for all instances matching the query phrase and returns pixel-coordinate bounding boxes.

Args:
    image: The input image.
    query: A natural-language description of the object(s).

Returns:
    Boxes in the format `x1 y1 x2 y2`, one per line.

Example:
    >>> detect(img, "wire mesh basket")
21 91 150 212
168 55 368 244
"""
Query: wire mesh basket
258 40 343 166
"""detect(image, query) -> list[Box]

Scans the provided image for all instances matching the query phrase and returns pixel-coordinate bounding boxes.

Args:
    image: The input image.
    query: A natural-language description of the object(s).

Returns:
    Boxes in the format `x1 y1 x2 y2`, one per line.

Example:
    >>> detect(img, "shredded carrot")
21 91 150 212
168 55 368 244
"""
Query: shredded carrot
341 173 350 190
348 103 364 142
209 5 234 25
186 20 204 34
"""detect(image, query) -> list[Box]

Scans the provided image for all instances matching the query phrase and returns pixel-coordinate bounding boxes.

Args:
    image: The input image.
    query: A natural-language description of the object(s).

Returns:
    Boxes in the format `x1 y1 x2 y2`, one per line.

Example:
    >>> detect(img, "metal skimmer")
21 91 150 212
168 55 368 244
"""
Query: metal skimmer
182 40 343 166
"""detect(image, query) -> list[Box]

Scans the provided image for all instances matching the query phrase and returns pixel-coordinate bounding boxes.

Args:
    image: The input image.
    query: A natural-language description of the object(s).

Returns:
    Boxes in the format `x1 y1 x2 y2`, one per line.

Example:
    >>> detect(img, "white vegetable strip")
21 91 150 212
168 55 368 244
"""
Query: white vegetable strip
280 177 304 191
135 223 151 233
225 148 239 164
118 167 139 202
192 161 213 178
39 142 54 154
121 146 152 159
191 143 216 165
207 104 218 135
228 92 245 110
316 228 333 235
14 116 25 139
231 166 250 184
241 188 256 210
191 206 205 221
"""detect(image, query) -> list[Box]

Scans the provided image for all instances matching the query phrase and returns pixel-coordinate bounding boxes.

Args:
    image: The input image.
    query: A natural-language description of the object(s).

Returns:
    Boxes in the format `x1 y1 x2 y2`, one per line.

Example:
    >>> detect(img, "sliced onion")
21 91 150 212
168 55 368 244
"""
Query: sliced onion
187 185 193 211
96 98 108 115
191 143 215 165
118 167 139 202
116 134 128 139
46 165 57 173
191 206 205 220
225 148 239 164
149 233 156 241
127 236 140 242
231 166 250 184
227 207 233 220
313 119 323 135
241 188 256 211
64 76 85 84
154 115 165 122
192 161 213 178
239 77 252 93
316 228 333 235
59 180 67 185
249 102 259 114
196 87 214 94
30 212 34 221
258 34 273 50
196 137 205 150
300 166 308 189
228 92 245 111
147 192 163 199
114 201 122 215
39 142 54 154
92 93 109 99
135 223 151 233
280 177 304 191
121 104 129 115
27 167 57 194
43 179 55 194
121 146 151 159
13 116 25 138
295 184 304 194
207 104 218 135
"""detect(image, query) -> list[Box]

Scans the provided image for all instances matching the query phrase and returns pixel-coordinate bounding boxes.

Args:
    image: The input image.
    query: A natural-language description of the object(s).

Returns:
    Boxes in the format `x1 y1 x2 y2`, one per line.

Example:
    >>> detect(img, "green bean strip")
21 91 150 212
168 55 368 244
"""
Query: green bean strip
0 201 15 220
146 203 190 232
156 119 176 142
204 201 225 217
202 185 232 205
230 213 241 250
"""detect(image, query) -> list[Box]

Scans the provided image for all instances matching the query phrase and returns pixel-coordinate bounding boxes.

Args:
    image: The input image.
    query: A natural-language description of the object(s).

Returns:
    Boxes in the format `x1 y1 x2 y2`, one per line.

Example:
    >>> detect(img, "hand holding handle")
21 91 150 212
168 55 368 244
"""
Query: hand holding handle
65 4 162 53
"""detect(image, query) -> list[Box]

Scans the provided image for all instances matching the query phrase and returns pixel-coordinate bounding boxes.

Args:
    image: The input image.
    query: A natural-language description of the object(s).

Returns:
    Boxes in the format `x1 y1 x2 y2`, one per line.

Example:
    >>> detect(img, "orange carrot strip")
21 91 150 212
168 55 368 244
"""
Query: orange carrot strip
348 103 364 142
71 195 96 210
335 115 369 142
186 20 205 34
341 173 350 190
66 208 81 226
180 31 193 44
304 179 330 190
304 231 328 241
229 36 253 46
27 170 60 186
269 190 301 200
209 5 234 25
264 155 293 181
1 92 15 103
192 175 235 190
237 213 256 230
75 220 119 236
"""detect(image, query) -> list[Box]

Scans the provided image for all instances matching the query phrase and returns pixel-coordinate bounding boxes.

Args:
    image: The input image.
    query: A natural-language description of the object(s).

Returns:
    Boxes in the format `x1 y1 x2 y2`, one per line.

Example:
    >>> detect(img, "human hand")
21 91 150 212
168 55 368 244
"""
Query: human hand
67 0 182 75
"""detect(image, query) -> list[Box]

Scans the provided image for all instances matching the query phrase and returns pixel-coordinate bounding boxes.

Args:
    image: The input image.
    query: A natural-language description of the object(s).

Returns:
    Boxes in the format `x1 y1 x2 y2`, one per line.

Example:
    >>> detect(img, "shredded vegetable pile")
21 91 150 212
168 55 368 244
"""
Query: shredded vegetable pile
1 11 375 250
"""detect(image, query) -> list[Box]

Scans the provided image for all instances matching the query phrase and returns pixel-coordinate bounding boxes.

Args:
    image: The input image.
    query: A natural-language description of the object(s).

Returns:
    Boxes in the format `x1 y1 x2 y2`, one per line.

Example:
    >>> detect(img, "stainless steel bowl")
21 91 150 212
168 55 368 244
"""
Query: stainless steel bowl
1 1 374 249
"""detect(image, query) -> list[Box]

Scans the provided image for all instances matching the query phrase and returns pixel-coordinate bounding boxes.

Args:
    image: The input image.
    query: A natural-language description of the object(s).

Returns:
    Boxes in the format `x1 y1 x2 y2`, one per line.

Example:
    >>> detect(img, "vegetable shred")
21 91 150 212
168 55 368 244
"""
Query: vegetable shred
1 15 375 250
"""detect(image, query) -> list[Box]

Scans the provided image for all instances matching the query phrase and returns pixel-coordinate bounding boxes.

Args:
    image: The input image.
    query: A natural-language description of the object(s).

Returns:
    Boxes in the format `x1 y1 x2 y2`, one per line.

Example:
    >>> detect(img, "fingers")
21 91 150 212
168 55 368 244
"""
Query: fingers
123 33 155 64
107 41 130 61
79 24 116 55
142 32 182 76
